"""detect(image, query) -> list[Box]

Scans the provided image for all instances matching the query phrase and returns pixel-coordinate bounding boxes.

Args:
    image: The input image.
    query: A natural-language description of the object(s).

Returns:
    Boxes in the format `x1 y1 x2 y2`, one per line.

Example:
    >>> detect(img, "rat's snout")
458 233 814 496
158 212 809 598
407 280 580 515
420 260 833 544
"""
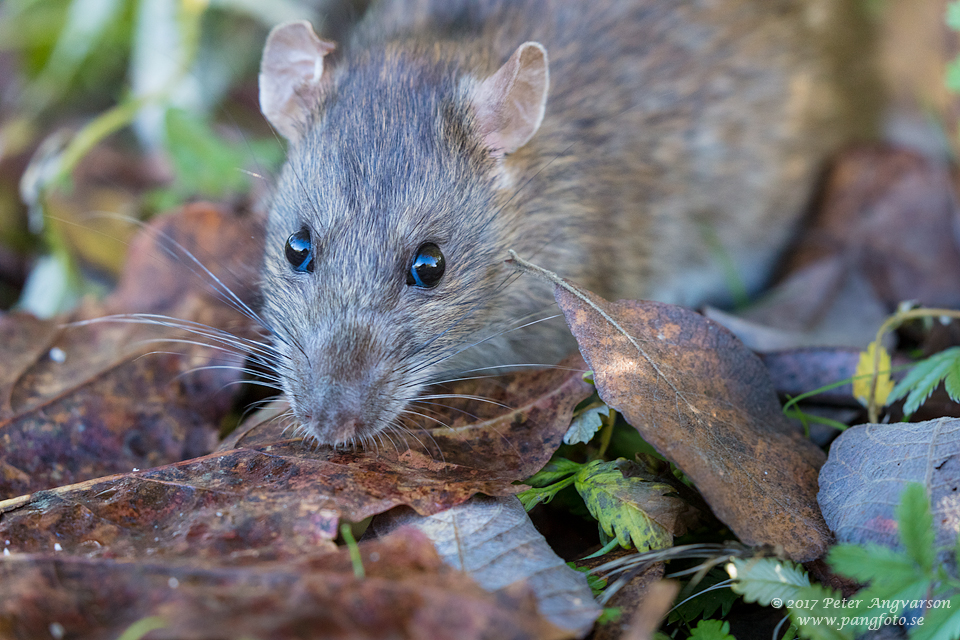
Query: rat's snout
285 323 402 446
295 374 380 445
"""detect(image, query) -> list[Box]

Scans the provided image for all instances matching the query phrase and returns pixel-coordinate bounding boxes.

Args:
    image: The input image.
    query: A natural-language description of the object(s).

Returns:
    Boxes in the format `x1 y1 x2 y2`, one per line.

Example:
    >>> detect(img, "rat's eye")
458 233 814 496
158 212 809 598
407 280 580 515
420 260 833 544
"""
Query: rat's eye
407 243 445 288
285 227 314 273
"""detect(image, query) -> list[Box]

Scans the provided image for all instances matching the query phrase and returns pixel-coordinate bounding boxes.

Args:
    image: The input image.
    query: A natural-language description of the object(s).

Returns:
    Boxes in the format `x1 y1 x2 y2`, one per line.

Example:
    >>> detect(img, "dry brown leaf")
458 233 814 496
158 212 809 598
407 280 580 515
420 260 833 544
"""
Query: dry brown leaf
542 272 830 561
0 358 591 558
0 527 571 640
0 204 264 500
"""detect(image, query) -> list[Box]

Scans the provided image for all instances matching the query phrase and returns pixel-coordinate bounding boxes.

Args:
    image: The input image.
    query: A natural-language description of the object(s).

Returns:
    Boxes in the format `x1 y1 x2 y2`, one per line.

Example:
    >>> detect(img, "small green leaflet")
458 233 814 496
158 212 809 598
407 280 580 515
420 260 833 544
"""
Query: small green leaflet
788 584 852 640
888 347 960 416
564 401 611 445
897 483 936 573
727 557 810 606
911 595 960 640
574 459 674 552
517 458 581 510
670 570 738 624
522 458 583 488
689 619 736 640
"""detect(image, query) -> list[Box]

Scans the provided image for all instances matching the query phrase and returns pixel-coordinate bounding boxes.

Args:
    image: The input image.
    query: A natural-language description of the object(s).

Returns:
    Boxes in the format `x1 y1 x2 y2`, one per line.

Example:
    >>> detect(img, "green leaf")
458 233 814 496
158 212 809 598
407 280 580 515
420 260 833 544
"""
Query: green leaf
727 557 809 606
910 595 960 640
948 2 960 31
567 562 608 597
889 348 960 415
516 474 576 510
522 457 583 488
828 543 927 586
670 571 739 624
164 107 250 198
564 401 611 445
597 607 623 625
945 357 960 404
897 483 935 573
575 459 676 552
788 584 854 640
689 619 736 640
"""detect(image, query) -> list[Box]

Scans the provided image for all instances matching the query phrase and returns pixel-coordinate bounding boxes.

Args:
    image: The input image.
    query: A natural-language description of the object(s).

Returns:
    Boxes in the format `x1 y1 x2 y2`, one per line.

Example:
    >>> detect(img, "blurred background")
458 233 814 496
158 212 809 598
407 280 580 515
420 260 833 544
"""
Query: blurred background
0 0 956 318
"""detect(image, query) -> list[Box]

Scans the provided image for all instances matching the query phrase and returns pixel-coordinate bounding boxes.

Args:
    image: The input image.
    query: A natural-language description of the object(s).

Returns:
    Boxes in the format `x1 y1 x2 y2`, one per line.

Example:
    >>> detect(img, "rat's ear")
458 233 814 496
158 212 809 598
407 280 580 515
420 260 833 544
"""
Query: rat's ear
259 20 336 142
471 42 549 157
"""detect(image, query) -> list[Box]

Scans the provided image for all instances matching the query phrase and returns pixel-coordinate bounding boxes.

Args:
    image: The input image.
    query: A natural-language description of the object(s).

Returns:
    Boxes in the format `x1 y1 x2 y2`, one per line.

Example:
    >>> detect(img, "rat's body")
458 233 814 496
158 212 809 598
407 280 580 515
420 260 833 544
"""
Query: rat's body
257 0 877 446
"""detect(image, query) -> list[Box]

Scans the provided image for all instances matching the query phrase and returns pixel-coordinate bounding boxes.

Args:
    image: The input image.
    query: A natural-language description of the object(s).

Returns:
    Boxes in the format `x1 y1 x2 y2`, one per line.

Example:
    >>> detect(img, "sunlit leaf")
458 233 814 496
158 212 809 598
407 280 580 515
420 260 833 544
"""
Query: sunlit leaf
853 341 894 408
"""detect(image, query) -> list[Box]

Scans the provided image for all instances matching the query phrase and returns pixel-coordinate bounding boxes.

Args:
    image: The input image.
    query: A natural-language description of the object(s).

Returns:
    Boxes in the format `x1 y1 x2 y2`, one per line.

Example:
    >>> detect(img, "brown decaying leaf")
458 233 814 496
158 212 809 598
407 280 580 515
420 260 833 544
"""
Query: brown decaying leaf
0 203 263 500
552 281 831 562
376 496 602 637
0 357 591 559
580 553 664 640
0 527 571 640
818 417 960 549
621 580 680 640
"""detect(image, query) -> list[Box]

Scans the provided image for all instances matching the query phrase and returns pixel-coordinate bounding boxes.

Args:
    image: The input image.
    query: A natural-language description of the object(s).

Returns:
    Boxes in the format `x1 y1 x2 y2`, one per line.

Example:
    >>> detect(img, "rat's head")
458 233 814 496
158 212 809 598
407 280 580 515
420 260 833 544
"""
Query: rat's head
256 21 550 447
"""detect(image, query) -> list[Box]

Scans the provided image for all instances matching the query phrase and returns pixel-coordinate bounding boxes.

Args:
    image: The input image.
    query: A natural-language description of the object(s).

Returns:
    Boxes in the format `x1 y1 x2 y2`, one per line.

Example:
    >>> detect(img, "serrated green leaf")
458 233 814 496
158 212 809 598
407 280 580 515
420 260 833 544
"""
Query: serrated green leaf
789 584 854 640
910 595 960 640
889 348 960 415
575 459 676 552
689 619 736 640
843 578 932 632
564 401 611 445
671 571 739 624
898 483 935 573
945 358 960 404
828 543 926 585
727 557 809 606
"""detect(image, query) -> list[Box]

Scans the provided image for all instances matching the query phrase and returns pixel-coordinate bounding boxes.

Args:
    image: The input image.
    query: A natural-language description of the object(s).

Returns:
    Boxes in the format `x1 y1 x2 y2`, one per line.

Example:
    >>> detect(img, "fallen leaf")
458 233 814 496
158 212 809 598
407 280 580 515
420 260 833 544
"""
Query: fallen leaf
375 495 602 638
620 580 680 640
0 309 225 500
107 201 263 316
589 560 665 640
0 527 571 640
0 204 264 500
545 273 830 561
575 458 699 552
817 417 960 550
0 359 592 558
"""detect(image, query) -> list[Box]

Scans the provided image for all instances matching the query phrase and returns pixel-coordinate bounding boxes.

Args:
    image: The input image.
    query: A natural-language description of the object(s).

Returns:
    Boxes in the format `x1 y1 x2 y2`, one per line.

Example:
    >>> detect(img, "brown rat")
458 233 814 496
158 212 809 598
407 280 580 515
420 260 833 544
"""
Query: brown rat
256 0 878 447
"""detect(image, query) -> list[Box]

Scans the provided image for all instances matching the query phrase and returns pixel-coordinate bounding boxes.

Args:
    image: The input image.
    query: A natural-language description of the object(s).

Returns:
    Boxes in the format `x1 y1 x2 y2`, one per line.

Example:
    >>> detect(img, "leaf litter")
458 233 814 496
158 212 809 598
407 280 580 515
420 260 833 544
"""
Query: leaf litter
5 141 960 638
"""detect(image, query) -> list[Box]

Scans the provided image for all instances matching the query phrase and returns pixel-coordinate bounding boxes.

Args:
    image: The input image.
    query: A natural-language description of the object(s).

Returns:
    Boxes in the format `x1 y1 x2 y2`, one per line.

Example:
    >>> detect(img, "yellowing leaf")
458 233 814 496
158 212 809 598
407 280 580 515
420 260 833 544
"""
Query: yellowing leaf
574 459 697 552
853 341 894 408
